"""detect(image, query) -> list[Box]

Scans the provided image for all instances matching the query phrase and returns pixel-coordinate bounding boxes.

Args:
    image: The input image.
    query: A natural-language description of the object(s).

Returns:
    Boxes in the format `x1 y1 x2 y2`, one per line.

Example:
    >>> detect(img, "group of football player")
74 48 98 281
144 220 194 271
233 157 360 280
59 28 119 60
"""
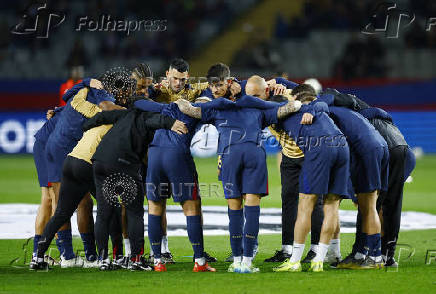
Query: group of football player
29 58 415 273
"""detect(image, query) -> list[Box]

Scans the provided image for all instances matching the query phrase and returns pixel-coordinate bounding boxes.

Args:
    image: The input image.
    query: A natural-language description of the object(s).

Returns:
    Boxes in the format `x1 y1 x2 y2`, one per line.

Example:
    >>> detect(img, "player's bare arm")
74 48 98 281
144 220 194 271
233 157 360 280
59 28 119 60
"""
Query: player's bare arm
277 100 302 119
174 99 202 119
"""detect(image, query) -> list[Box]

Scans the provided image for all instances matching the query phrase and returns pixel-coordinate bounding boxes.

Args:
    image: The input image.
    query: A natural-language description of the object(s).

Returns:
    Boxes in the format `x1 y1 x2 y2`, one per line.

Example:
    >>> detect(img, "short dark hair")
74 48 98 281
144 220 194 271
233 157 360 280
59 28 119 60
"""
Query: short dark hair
291 84 317 103
207 63 230 83
269 95 288 103
133 63 152 79
169 58 189 73
291 84 316 96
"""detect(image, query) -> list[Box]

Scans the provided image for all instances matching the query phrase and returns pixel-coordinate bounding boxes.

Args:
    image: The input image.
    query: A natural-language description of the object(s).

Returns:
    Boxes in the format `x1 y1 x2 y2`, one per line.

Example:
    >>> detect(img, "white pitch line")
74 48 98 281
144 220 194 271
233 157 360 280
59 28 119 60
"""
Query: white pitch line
1 204 436 239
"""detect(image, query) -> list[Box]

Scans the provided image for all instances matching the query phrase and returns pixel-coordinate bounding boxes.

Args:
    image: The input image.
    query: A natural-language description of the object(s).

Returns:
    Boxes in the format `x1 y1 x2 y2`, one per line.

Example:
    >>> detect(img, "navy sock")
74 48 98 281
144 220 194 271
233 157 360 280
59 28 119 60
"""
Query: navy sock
55 237 64 257
367 233 381 257
33 235 41 255
80 233 97 261
357 233 368 256
148 214 162 259
243 206 260 258
186 215 204 259
57 229 75 260
228 208 243 257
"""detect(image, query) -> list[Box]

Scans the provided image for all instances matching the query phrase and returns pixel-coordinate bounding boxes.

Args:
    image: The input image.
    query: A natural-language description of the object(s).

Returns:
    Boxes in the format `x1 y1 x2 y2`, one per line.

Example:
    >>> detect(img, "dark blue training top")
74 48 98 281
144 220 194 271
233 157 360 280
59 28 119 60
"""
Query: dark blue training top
49 79 115 148
134 98 236 153
134 100 199 153
318 94 387 152
34 107 63 143
200 103 279 155
278 102 345 154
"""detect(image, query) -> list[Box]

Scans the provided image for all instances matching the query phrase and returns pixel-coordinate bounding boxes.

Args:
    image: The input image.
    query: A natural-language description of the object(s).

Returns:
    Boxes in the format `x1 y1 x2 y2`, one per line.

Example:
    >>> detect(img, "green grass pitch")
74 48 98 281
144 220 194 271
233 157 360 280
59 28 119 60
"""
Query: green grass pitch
0 154 435 293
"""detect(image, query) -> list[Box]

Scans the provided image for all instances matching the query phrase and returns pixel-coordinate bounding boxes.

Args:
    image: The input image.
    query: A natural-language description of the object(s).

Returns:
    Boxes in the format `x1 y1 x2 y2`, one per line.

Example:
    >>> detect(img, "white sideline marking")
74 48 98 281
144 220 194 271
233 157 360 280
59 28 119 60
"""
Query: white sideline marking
0 204 436 239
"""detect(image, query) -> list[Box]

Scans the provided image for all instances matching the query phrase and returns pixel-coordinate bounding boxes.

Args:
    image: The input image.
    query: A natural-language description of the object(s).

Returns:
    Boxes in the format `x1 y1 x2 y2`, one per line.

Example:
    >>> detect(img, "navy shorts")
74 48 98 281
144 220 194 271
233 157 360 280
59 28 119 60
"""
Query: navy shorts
351 145 389 193
299 143 350 197
146 147 199 203
45 138 74 183
219 143 268 199
33 139 49 187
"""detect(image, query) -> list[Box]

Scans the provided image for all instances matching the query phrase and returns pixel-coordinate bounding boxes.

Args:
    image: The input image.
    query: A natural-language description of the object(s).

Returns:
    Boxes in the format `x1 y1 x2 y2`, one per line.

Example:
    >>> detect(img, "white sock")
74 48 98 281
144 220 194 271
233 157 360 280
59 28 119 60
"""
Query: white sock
355 252 366 260
282 245 293 255
161 235 169 253
310 244 319 253
242 256 253 267
290 243 305 263
329 239 341 257
313 243 329 262
123 239 131 256
233 256 242 263
154 258 161 265
195 257 206 266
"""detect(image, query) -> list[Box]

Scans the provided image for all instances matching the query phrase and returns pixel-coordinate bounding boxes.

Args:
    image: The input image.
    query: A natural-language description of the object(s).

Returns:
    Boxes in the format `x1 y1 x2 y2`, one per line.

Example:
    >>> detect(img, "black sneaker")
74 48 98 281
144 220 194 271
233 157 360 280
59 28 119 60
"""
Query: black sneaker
29 260 49 271
301 250 316 263
224 252 233 262
336 252 355 269
353 256 384 269
328 257 342 268
192 251 217 263
113 256 129 269
99 259 112 271
384 257 398 268
162 252 175 264
204 251 217 263
264 250 291 262
128 256 153 271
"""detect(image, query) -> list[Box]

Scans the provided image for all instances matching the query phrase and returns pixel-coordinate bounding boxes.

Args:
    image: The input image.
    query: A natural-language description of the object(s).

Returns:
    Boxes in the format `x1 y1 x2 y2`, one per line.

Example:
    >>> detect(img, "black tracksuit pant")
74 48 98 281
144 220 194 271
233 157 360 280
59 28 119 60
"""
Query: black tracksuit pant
353 145 416 257
93 160 145 260
280 154 324 246
37 156 96 258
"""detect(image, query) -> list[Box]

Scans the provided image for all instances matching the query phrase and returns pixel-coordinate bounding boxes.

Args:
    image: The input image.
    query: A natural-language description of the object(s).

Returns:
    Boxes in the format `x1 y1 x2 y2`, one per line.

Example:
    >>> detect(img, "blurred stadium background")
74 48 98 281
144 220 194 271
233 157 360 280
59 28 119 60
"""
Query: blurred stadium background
0 1 436 292
0 0 435 156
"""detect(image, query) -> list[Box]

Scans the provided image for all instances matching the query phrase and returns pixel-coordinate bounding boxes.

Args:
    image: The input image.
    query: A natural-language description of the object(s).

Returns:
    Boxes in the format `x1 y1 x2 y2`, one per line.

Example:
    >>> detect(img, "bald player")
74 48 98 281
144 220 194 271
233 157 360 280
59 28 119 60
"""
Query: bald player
245 76 325 263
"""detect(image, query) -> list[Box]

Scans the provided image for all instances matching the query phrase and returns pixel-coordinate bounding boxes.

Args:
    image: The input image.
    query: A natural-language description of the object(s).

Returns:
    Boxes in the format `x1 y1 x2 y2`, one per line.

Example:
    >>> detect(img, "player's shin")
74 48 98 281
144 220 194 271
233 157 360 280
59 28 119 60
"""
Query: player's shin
242 205 260 267
187 215 205 265
228 206 243 263
148 214 163 263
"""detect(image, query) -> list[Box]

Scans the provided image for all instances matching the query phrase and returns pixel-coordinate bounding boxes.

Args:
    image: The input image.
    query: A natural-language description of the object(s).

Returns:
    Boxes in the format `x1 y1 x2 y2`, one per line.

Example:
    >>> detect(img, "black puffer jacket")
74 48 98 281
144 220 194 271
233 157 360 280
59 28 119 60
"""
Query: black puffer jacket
83 109 175 165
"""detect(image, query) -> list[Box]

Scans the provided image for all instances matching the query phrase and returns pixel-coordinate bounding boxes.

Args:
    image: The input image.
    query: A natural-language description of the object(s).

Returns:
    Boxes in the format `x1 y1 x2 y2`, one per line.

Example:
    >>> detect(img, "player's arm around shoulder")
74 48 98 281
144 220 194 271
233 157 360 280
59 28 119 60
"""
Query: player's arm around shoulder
174 99 202 119
82 109 127 132
70 87 102 118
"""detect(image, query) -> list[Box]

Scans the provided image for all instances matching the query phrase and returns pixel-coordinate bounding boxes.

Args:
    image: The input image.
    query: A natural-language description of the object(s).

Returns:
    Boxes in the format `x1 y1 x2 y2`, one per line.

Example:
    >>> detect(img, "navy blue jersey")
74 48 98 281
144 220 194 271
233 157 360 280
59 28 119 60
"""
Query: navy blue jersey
318 94 387 151
34 107 63 143
275 77 298 89
50 84 115 148
135 100 199 153
200 104 278 155
278 102 344 153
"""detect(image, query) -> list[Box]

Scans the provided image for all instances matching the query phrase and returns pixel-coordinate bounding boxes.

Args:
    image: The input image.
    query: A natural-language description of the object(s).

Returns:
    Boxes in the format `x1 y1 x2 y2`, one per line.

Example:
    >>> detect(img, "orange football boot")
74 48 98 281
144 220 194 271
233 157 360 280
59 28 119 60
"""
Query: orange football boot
193 262 216 272
154 262 167 272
